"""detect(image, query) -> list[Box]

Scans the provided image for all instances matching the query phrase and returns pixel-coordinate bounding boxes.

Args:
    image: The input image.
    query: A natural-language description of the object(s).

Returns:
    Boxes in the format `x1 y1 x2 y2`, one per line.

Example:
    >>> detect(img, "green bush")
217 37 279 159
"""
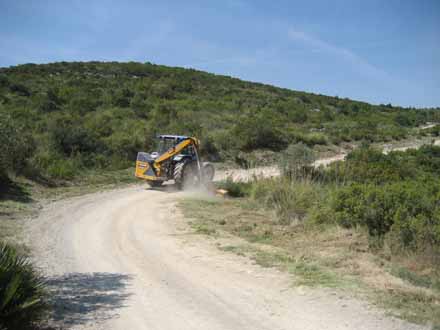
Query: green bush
249 178 277 202
0 113 34 181
332 183 396 236
250 178 322 224
331 181 440 252
217 177 251 197
278 143 315 180
232 112 288 152
50 119 104 157
46 157 79 180
324 145 440 185
426 124 440 136
0 243 47 330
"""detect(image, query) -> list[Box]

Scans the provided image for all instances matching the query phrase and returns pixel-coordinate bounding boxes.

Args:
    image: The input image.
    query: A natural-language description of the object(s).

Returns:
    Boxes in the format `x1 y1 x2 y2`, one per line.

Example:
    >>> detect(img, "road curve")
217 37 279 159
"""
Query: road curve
26 185 424 330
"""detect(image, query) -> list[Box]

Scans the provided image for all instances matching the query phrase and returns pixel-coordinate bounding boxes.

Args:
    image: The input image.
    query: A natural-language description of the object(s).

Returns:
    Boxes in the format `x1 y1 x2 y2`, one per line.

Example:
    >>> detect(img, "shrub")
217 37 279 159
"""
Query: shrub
331 181 440 252
0 113 34 181
324 145 440 185
46 157 79 180
51 120 103 156
232 112 288 152
249 178 279 202
217 177 251 197
0 243 47 330
325 146 412 184
278 143 315 180
331 183 396 236
250 178 322 224
426 124 440 136
200 135 221 162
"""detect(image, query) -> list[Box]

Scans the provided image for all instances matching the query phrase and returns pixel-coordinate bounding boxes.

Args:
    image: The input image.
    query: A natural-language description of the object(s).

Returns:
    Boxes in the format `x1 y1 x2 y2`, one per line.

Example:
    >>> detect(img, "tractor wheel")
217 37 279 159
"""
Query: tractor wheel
202 162 215 182
174 160 198 189
147 180 163 188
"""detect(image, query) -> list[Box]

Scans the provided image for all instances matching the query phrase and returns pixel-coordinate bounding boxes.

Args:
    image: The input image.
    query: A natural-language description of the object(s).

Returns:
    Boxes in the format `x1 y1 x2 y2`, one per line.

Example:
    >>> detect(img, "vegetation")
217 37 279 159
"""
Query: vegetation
248 144 440 259
0 113 33 183
0 243 47 330
1 61 440 184
325 146 440 257
183 144 440 327
216 177 251 197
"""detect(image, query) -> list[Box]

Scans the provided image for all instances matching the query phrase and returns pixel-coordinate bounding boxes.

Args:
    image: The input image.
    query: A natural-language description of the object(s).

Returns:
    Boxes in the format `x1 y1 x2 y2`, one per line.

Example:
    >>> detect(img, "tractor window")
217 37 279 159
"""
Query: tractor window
181 144 195 156
157 138 178 154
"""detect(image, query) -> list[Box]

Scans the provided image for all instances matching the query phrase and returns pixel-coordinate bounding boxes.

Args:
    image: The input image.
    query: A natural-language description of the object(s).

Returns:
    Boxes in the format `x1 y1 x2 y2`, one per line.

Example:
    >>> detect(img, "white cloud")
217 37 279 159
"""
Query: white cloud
287 27 391 81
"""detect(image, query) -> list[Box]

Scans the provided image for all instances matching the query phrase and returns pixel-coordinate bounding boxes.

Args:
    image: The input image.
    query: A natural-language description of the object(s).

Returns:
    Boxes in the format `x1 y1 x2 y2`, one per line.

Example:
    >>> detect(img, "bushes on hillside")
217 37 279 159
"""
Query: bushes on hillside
278 143 315 179
250 178 323 224
325 146 440 254
0 243 48 330
1 61 440 182
331 181 440 253
231 112 288 152
244 146 440 259
325 145 440 184
0 112 34 182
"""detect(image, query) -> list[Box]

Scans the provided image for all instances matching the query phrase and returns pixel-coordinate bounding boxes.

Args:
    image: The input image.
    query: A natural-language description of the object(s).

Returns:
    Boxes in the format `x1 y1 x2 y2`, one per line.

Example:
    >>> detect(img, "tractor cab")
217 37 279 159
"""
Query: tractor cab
156 135 188 152
152 135 196 161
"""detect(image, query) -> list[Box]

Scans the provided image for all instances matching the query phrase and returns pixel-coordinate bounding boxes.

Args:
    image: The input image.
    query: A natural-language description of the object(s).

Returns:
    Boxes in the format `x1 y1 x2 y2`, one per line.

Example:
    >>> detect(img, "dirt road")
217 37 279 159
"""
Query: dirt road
26 186 424 330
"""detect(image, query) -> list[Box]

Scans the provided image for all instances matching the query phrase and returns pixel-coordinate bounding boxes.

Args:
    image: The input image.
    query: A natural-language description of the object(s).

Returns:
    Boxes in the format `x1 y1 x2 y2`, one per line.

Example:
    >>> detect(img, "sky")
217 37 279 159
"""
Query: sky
0 0 439 108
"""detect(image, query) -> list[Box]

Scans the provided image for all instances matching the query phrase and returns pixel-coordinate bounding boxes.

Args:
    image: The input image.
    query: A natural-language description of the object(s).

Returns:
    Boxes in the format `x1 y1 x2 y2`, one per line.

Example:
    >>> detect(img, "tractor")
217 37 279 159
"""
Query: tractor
135 135 215 189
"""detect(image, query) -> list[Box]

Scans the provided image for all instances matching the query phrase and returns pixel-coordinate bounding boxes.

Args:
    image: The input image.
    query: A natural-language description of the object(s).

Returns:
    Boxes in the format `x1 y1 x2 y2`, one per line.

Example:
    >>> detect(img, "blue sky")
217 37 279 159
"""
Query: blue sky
0 0 439 107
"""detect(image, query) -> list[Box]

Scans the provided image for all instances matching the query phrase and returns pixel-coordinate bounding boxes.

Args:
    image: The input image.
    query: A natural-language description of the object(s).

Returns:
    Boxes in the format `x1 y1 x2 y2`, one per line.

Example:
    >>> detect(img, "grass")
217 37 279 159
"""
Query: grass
376 289 440 328
218 243 344 287
180 197 352 289
179 196 440 328
190 222 218 236
289 260 344 287
390 266 440 291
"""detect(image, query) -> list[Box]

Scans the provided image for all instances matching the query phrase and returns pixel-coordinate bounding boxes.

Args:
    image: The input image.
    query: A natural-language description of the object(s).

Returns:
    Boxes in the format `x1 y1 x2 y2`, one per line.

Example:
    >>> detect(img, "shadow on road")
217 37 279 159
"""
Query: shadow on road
46 272 133 327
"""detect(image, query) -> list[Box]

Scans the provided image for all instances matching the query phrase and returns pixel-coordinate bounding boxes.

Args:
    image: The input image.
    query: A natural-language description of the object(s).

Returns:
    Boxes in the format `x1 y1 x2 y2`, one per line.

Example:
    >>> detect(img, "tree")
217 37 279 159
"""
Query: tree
278 143 315 179
0 112 34 181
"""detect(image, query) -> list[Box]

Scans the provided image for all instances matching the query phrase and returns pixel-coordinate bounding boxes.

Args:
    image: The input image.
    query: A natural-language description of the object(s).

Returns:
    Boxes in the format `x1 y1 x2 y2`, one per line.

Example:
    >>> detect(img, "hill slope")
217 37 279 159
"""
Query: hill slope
1 61 439 181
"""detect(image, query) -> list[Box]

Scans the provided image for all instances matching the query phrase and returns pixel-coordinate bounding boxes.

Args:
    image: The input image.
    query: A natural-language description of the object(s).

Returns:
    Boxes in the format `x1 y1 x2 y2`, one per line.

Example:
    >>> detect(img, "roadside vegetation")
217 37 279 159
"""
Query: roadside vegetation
0 243 48 330
181 144 440 328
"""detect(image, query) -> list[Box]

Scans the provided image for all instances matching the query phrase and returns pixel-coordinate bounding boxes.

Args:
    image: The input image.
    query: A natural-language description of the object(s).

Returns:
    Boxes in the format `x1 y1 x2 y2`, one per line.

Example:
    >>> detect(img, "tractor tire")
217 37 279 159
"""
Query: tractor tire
147 180 163 188
174 159 198 190
173 161 186 189
202 162 215 182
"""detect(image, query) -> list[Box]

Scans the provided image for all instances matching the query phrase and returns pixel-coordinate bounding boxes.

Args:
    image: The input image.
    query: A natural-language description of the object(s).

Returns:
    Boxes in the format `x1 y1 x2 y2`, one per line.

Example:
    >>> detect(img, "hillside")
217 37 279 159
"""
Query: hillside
1 61 439 181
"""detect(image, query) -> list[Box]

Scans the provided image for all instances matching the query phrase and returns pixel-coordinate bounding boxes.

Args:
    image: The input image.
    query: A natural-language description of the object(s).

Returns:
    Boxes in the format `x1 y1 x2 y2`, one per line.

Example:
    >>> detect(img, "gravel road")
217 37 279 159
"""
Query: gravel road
25 185 425 330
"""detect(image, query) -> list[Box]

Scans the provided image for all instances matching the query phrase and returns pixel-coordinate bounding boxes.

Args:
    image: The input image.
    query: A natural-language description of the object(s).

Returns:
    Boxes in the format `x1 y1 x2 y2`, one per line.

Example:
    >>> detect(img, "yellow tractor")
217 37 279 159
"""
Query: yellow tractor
135 135 215 189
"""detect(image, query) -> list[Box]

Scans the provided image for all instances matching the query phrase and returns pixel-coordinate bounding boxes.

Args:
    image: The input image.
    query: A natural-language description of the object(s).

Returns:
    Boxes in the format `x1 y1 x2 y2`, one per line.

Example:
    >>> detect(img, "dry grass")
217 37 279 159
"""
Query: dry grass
180 196 440 328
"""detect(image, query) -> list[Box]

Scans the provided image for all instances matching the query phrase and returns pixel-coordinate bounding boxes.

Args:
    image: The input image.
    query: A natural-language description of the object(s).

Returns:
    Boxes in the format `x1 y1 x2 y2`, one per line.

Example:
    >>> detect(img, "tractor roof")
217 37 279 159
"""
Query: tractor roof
158 134 189 140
